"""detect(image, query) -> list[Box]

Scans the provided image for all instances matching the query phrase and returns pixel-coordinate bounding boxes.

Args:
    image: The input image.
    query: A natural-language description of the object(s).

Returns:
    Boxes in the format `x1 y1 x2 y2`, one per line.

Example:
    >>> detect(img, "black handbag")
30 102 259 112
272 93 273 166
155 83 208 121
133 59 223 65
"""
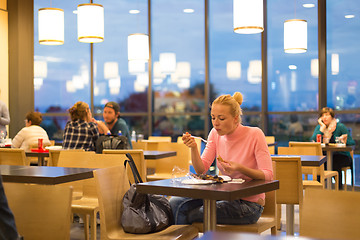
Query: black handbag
121 153 174 234
95 135 129 153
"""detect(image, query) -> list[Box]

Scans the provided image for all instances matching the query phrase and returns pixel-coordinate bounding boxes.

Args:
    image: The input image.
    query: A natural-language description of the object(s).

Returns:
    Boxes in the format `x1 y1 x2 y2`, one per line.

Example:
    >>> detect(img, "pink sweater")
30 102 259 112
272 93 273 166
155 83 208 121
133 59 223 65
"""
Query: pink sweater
201 124 273 203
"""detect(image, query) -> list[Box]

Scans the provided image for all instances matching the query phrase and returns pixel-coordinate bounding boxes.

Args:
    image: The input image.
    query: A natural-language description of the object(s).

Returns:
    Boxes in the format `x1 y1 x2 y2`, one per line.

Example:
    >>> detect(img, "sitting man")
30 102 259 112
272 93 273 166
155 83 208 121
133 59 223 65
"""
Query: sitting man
100 102 132 148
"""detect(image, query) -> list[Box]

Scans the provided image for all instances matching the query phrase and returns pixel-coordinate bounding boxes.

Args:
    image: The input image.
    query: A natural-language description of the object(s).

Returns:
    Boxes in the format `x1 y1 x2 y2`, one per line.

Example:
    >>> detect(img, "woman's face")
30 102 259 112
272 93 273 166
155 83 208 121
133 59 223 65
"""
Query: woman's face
211 104 239 136
321 112 333 126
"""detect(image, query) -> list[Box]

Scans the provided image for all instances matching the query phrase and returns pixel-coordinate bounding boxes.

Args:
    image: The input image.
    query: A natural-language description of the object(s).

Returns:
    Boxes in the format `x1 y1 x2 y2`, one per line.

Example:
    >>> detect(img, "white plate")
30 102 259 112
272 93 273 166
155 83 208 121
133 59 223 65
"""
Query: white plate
181 178 215 185
45 146 62 150
218 175 232 182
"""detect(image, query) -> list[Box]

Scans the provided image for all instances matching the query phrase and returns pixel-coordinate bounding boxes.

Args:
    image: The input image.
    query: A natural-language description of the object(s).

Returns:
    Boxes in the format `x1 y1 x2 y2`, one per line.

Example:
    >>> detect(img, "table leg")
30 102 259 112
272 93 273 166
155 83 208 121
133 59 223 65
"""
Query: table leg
203 199 216 232
286 204 294 235
326 150 333 171
38 156 45 166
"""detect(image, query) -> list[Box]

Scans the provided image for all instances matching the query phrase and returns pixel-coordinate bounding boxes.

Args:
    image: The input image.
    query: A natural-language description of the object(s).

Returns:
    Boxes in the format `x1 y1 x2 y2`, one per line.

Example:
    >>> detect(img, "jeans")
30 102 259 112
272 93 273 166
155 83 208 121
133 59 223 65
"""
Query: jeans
170 196 264 225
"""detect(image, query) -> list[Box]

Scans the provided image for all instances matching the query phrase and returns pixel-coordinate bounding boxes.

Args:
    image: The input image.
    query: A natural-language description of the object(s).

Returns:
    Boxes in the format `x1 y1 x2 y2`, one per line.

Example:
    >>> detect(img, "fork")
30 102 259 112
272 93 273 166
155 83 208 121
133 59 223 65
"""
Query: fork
191 136 208 143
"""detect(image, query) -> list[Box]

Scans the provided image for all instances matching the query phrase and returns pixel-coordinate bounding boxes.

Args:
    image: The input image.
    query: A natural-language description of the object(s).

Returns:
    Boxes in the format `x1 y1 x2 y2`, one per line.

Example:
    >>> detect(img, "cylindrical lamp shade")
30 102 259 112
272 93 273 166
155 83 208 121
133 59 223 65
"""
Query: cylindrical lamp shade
77 3 104 43
104 62 119 79
128 34 149 61
284 19 307 53
233 0 264 34
128 60 146 74
38 8 64 45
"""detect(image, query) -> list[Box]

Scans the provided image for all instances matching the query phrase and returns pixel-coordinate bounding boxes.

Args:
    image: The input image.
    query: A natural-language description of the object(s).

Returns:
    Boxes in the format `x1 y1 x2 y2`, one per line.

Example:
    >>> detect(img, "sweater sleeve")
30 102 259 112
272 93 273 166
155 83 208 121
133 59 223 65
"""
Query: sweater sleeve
253 128 273 181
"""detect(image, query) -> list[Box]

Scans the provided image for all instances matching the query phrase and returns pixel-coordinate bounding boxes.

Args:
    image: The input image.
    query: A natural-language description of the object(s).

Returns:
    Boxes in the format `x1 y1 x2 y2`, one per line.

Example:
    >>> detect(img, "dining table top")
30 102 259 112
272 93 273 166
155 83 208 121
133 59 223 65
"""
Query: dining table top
0 165 96 185
271 154 327 167
136 177 279 201
143 150 177 159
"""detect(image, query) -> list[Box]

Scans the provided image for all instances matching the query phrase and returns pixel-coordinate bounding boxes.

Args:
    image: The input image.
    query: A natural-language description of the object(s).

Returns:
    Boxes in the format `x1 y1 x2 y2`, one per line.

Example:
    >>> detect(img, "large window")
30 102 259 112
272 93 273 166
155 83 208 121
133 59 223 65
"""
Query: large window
267 0 318 112
209 0 262 111
34 0 89 113
327 0 360 110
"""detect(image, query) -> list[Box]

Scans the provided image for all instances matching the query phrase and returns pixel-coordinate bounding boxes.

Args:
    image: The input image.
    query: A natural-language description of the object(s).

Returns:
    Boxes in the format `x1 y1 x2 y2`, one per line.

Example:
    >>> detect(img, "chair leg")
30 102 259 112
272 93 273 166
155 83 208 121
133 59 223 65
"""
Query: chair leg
286 204 294 236
276 204 281 230
90 211 97 240
271 226 277 235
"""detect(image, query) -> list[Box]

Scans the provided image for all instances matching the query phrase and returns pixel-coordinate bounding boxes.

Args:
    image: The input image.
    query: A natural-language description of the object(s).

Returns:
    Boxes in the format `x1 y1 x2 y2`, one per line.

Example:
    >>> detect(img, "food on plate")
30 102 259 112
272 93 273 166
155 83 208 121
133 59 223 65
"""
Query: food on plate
193 173 224 183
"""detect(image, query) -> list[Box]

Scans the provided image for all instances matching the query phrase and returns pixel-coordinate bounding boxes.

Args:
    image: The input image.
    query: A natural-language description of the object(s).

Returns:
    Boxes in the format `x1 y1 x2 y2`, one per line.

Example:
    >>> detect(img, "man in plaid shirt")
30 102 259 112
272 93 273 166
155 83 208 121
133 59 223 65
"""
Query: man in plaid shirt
63 101 109 151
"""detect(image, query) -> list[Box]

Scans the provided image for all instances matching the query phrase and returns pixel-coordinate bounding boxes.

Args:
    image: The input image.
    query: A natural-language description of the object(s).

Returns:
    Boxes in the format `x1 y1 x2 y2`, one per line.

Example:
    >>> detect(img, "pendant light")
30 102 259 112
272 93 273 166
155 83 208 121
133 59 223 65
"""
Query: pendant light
128 33 149 61
233 0 264 34
284 0 307 53
77 3 104 43
284 19 307 53
38 8 64 45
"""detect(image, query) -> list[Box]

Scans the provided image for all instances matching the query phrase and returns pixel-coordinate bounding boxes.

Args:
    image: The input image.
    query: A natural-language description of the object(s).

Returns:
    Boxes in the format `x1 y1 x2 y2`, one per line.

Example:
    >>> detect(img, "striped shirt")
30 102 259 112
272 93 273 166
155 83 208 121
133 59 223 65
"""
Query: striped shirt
62 120 99 151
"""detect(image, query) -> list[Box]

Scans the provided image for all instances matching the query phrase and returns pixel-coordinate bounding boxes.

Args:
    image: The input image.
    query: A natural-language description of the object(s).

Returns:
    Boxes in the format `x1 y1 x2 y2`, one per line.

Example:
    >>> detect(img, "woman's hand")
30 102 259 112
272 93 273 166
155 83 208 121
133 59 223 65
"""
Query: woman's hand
219 158 242 175
95 120 110 134
339 134 348 144
318 117 326 127
182 132 198 149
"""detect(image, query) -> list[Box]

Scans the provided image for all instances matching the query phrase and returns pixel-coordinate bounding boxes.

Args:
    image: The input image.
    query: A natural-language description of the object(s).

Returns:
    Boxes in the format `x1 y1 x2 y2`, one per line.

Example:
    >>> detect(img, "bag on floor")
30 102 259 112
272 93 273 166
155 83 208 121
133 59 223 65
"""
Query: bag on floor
121 153 173 234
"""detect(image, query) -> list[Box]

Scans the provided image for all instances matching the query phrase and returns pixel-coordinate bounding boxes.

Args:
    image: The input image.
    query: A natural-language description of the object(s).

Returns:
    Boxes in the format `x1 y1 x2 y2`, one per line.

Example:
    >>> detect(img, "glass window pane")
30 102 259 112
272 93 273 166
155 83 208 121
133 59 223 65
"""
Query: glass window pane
151 0 205 113
209 0 261 111
268 113 318 146
327 1 360 110
268 0 318 111
34 0 90 113
41 115 70 141
94 0 149 113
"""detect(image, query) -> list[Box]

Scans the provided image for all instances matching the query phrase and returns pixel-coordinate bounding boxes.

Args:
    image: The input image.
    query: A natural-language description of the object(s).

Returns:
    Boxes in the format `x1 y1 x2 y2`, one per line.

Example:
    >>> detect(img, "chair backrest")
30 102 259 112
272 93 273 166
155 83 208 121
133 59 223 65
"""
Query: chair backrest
261 190 276 218
48 149 85 166
101 150 147 183
288 142 322 155
153 142 190 174
300 188 360 240
4 183 73 240
148 136 172 142
132 141 147 150
93 165 130 240
0 148 27 165
265 136 275 154
271 156 303 205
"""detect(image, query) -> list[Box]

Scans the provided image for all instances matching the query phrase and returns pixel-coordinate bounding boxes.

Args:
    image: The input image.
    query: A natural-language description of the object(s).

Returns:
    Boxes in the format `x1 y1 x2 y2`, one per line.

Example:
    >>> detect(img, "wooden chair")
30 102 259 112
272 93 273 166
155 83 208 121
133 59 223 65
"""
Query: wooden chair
4 183 73 240
57 151 97 240
177 136 201 163
287 142 339 190
0 148 27 165
146 142 190 181
192 190 277 235
102 149 147 183
300 188 360 240
93 165 199 240
265 136 276 154
148 136 172 142
132 141 148 150
342 149 354 191
48 148 85 166
271 156 303 235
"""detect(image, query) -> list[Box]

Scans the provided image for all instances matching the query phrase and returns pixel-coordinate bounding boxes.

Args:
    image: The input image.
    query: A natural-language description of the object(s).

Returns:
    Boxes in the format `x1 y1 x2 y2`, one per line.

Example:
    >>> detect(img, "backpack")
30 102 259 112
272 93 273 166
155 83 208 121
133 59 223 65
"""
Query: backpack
95 135 129 153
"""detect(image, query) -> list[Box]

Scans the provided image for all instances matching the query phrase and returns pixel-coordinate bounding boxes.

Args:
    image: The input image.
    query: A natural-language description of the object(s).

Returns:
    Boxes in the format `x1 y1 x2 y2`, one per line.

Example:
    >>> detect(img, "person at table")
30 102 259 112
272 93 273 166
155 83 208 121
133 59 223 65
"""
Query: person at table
171 92 273 225
0 175 21 240
12 111 51 151
62 101 109 151
97 101 132 148
310 107 355 189
0 89 10 138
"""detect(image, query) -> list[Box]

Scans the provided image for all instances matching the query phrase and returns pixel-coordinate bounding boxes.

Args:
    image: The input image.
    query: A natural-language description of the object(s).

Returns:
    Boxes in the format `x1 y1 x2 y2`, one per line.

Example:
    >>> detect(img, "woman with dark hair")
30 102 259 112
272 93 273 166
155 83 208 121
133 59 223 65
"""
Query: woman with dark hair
12 111 51 151
310 107 355 189
62 101 108 151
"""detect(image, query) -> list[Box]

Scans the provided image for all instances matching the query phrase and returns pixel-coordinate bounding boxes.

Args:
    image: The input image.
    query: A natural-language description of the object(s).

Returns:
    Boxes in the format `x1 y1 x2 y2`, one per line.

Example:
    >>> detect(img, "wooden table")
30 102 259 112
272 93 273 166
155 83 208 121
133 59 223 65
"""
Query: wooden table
25 151 49 166
272 154 327 167
0 165 95 185
322 144 353 170
136 178 279 232
143 150 176 159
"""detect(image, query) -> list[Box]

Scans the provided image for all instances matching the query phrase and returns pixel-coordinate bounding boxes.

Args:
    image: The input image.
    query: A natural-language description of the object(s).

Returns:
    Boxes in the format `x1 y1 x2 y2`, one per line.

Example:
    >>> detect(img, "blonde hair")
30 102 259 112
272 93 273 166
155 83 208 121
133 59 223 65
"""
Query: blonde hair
212 92 243 123
68 101 89 121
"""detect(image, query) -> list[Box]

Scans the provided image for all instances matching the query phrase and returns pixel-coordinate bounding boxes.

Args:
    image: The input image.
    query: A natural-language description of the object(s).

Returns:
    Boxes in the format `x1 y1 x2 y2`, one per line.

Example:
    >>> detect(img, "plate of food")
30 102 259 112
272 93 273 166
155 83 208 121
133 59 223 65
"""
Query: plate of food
218 175 232 182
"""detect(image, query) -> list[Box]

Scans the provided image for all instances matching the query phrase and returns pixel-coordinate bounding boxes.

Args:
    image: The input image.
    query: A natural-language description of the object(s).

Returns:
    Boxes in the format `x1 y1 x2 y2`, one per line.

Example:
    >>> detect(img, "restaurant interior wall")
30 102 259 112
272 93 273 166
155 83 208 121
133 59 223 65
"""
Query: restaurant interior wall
4 1 360 186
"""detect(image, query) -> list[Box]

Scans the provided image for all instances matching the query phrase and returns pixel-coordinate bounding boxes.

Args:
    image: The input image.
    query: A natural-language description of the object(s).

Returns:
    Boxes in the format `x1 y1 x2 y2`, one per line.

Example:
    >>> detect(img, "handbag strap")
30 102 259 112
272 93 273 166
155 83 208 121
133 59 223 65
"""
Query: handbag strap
124 153 143 183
